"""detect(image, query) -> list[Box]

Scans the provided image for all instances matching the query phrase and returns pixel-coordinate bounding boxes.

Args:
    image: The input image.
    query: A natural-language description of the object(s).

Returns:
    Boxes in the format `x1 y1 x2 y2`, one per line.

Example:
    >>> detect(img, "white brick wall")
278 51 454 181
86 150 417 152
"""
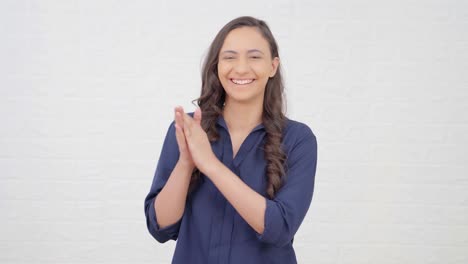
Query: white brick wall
1 0 467 263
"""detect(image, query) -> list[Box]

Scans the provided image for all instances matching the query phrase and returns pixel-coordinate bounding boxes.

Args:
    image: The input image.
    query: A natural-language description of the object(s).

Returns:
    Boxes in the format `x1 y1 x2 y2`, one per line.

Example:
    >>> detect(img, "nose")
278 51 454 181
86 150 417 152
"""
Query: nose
233 57 250 75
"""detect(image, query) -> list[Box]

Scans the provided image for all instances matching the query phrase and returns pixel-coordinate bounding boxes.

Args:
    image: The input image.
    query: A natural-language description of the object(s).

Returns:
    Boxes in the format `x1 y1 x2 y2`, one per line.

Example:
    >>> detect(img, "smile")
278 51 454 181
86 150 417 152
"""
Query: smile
230 79 255 85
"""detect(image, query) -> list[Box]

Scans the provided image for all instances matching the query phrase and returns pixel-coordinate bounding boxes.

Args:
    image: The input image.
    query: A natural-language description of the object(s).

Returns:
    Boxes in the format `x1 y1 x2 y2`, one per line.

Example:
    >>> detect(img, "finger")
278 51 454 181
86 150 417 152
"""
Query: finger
194 107 202 125
174 108 189 150
179 107 192 128
174 108 183 129
182 111 194 127
183 125 191 137
174 124 188 152
175 111 184 129
174 123 186 143
176 106 185 116
181 112 193 137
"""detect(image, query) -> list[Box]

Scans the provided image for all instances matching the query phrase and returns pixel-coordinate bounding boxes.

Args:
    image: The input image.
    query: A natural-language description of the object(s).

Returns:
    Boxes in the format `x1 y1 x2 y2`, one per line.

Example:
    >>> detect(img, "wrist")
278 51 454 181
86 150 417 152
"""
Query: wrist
177 159 195 172
202 156 222 178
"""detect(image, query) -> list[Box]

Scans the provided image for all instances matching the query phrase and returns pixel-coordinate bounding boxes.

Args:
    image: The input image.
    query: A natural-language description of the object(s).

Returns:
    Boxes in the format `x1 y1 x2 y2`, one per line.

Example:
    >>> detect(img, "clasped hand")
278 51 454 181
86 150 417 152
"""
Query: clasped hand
173 106 218 174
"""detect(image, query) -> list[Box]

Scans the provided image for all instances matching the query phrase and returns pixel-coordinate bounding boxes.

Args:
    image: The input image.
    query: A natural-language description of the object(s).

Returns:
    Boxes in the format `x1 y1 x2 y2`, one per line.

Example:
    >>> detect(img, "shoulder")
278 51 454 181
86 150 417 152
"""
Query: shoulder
282 117 318 168
283 117 317 146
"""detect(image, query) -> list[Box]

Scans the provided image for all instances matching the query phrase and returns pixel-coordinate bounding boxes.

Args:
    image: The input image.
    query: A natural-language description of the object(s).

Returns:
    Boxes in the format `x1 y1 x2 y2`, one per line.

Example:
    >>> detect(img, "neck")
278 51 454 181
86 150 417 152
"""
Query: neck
222 97 263 133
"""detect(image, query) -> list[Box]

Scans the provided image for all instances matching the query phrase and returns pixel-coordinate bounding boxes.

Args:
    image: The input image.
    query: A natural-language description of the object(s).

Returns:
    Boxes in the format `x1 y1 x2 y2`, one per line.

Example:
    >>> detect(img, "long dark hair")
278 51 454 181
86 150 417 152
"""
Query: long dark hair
189 16 287 199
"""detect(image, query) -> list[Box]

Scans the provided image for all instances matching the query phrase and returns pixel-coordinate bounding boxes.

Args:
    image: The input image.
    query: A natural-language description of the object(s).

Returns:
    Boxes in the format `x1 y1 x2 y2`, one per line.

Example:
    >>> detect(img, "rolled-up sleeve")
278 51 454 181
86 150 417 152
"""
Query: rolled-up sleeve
144 121 182 243
256 124 318 247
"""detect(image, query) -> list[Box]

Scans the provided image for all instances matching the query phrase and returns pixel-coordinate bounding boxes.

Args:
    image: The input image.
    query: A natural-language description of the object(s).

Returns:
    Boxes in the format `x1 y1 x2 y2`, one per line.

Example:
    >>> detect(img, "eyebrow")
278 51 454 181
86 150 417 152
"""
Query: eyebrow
221 49 265 55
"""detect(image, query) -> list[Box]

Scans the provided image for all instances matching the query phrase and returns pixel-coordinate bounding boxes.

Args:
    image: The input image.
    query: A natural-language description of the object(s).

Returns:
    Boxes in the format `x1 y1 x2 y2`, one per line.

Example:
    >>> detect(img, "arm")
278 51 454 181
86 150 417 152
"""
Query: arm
178 110 267 233
180 110 318 247
205 125 318 247
205 161 267 234
144 117 195 243
154 159 192 228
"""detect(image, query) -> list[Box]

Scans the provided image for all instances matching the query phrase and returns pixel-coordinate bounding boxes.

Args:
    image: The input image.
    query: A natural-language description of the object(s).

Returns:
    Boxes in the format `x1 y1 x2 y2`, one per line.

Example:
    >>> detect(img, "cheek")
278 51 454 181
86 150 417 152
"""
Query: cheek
217 63 230 76
217 65 230 88
252 62 272 76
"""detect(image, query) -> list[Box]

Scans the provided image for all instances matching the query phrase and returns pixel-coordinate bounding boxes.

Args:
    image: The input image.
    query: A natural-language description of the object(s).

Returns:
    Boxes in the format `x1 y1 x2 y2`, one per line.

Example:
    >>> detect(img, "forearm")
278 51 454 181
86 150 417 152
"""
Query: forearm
154 160 193 228
204 160 266 234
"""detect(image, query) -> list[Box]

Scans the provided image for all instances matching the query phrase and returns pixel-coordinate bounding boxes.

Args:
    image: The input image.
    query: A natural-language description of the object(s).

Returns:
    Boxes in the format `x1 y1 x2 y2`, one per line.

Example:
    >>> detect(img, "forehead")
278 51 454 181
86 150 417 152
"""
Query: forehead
220 27 270 52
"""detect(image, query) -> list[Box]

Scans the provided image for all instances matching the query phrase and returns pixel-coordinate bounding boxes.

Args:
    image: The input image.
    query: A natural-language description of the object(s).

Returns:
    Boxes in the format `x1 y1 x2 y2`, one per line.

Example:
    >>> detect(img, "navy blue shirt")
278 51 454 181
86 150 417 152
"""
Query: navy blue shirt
144 114 318 264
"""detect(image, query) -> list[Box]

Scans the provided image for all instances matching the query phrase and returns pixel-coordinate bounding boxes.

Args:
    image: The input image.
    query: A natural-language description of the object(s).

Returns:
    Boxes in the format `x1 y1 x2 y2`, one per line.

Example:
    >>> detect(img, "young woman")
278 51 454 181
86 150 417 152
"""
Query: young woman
144 16 318 264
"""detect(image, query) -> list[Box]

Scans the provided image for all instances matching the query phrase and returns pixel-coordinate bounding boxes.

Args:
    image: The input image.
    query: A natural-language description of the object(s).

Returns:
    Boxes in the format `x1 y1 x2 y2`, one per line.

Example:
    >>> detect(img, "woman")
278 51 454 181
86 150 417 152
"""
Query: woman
144 16 318 264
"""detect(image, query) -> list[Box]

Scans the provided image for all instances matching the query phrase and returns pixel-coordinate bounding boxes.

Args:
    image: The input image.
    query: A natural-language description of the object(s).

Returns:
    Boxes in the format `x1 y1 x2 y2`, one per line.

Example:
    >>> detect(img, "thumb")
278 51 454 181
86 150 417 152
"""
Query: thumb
194 107 202 125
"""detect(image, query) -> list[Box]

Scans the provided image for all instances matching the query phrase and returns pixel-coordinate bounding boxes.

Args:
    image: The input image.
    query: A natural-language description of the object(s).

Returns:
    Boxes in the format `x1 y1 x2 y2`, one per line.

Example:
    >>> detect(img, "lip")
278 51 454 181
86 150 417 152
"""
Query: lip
230 78 255 85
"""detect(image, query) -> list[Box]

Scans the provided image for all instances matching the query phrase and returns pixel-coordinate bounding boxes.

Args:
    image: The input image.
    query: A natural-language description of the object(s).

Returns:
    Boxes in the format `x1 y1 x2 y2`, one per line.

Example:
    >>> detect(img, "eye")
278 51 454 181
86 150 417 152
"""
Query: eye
250 56 261 59
223 56 235 60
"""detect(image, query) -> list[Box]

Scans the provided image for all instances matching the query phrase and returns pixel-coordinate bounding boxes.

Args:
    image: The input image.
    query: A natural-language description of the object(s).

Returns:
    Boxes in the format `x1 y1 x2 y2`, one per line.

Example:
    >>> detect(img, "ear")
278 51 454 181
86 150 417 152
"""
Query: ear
269 57 280 78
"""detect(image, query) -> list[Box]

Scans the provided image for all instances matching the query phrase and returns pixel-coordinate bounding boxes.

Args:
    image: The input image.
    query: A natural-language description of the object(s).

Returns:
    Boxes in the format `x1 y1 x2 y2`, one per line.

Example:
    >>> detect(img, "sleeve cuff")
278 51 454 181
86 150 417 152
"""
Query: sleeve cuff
256 198 282 245
148 197 181 243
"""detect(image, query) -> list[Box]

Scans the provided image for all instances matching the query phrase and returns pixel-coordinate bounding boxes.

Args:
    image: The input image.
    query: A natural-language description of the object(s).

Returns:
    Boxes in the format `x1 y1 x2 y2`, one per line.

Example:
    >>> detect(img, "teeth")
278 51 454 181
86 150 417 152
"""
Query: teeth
231 79 254 85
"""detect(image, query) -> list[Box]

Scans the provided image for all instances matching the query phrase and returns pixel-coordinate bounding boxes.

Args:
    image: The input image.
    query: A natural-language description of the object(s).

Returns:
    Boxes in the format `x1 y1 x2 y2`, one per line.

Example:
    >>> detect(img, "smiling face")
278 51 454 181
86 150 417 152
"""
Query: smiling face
217 26 279 106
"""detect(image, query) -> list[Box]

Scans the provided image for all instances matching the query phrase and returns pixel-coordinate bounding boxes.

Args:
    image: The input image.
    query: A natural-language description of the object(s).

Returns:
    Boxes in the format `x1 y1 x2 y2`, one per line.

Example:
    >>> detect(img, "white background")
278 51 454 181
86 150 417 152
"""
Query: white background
1 0 467 263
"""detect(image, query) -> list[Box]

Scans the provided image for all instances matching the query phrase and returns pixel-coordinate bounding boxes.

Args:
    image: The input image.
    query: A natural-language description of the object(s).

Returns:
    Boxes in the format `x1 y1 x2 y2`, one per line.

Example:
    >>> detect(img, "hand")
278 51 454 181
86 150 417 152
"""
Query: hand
174 106 195 169
180 107 219 174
